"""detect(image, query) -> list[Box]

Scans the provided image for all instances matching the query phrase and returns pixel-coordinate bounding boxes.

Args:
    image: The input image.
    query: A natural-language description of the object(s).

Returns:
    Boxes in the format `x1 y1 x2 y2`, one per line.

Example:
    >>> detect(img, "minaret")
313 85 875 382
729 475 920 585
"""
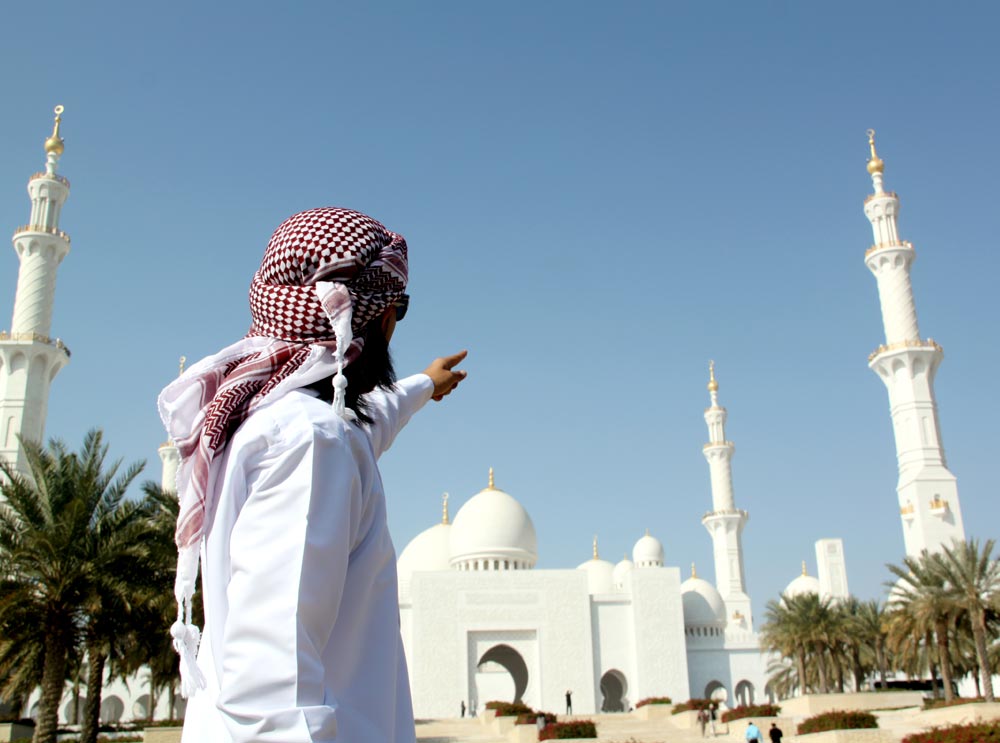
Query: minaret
701 362 752 630
0 107 72 476
158 356 185 493
863 130 965 556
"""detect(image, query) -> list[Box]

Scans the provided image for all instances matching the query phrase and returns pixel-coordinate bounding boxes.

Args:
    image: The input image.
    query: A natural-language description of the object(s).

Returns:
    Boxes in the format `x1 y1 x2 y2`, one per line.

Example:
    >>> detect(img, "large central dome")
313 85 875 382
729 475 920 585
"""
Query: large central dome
449 468 538 571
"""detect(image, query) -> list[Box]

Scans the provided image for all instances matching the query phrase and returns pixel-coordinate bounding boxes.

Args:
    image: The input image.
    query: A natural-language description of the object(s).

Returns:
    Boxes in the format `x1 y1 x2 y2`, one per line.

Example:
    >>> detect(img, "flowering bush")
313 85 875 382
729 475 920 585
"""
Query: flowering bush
539 720 598 739
902 721 1000 743
484 701 534 717
722 704 781 723
635 696 673 708
516 711 557 725
672 698 715 714
797 710 878 735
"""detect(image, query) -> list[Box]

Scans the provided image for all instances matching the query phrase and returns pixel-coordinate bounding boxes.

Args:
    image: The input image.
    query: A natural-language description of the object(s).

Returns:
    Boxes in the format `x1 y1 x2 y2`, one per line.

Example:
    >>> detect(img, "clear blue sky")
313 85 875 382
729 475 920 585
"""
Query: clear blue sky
1 1 997 622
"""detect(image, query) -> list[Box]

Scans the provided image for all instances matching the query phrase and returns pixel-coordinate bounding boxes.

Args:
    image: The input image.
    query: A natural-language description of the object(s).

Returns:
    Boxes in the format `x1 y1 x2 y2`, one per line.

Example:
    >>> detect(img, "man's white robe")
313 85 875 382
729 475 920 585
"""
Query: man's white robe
181 374 433 743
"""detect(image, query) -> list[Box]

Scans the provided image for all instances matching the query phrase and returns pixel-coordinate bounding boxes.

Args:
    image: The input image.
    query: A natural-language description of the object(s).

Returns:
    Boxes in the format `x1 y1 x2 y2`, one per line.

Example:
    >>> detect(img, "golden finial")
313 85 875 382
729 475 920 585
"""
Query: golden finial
592 535 599 560
442 492 450 525
44 105 65 156
488 467 495 489
691 562 697 578
178 355 187 377
801 561 808 576
707 360 719 392
866 129 885 175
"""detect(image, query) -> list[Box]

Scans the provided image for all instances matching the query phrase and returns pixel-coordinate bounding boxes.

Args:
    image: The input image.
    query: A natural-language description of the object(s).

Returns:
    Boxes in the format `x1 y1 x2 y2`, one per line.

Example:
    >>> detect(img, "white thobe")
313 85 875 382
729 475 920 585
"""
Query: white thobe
181 374 434 743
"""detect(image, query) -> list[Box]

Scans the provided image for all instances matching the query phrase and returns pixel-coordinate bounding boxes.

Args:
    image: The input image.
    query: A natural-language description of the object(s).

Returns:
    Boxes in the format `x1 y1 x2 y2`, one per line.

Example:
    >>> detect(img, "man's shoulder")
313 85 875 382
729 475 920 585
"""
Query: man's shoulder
238 389 357 447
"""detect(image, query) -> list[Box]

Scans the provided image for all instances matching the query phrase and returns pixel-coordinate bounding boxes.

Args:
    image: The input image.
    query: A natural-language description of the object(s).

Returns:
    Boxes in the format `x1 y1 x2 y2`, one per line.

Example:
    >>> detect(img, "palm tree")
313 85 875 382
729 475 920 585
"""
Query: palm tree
886 551 957 701
852 599 890 690
0 431 145 743
934 539 1000 703
761 597 809 695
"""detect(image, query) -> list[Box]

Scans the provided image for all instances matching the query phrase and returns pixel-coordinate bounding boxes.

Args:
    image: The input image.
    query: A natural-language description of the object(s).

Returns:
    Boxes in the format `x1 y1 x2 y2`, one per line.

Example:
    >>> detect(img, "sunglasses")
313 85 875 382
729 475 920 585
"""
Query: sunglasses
394 294 409 322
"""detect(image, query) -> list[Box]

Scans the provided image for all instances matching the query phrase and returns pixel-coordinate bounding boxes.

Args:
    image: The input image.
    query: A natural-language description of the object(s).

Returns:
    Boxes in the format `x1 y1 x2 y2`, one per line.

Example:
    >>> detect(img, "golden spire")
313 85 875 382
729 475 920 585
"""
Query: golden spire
801 561 808 576
442 492 450 525
593 535 599 560
708 360 718 392
866 129 885 175
691 562 697 578
488 467 495 489
178 355 187 377
44 105 65 156
645 528 650 537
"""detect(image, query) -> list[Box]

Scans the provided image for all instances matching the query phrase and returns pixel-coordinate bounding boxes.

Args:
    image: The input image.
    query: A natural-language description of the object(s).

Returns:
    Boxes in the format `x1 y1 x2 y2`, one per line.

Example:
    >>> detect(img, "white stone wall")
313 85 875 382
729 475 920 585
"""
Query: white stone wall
630 567 690 703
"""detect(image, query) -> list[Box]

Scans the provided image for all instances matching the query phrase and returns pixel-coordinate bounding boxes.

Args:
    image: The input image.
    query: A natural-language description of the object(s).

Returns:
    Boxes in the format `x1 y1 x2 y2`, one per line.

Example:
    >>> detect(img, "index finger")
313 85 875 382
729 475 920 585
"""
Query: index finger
441 349 468 370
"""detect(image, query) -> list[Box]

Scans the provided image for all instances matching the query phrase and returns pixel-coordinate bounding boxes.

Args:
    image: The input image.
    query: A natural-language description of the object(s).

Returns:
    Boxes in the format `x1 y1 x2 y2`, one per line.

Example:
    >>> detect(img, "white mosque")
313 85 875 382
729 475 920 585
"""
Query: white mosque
0 111 965 723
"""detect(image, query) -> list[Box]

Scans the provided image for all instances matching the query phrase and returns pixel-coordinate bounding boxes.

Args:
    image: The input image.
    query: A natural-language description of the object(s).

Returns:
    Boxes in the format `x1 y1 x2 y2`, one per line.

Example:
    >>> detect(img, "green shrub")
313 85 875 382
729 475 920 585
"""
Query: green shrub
143 719 187 727
635 696 673 708
902 720 1000 743
484 701 534 717
516 711 557 725
922 697 985 711
672 698 714 714
798 710 878 735
539 720 598 739
722 704 781 723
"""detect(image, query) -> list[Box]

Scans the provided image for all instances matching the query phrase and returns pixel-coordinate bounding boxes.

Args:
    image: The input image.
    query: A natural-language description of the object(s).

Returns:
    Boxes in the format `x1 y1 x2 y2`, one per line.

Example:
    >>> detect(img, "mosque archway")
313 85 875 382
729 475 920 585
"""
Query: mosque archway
600 669 629 712
704 681 728 705
132 694 150 719
100 695 124 724
476 644 529 704
734 680 754 706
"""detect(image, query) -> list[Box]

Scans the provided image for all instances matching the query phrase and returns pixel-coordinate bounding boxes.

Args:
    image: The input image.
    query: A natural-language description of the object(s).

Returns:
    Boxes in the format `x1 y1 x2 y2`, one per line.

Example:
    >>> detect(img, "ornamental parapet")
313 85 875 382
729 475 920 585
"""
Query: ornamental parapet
865 240 913 257
13 224 71 244
29 172 70 188
864 190 899 204
0 331 71 356
702 440 734 450
868 338 942 362
702 508 749 520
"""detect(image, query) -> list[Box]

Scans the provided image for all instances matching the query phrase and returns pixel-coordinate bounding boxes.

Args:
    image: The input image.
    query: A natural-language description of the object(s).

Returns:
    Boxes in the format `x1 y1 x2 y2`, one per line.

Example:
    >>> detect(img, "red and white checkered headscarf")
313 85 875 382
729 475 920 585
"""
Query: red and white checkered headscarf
158 207 408 695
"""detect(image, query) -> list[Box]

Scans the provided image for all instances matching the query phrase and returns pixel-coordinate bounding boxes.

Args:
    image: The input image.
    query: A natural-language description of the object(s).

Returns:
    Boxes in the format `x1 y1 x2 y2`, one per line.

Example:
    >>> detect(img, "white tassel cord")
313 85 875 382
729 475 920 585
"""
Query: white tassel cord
173 545 207 698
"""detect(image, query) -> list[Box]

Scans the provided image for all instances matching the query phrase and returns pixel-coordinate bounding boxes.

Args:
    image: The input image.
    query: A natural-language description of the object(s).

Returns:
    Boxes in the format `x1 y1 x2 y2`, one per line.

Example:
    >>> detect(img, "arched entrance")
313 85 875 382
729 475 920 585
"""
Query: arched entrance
734 680 754 706
476 644 529 704
600 669 629 712
704 680 728 706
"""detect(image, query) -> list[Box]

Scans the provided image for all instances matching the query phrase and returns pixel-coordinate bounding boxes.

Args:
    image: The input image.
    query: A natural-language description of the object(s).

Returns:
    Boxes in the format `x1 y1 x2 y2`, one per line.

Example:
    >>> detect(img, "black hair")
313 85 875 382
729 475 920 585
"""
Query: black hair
303 317 396 425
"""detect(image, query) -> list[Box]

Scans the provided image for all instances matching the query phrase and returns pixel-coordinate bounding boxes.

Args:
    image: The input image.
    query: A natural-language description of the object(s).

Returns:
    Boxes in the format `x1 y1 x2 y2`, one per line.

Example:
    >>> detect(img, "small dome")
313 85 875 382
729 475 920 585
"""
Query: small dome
613 556 634 589
397 522 452 591
632 532 664 567
450 469 537 571
784 568 821 599
577 558 615 594
681 577 727 627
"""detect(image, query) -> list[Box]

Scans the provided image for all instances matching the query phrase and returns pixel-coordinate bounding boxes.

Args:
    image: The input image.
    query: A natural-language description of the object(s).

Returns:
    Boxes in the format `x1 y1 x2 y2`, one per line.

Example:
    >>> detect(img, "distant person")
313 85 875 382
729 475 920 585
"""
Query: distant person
769 723 783 743
470 698 477 718
746 721 763 743
566 690 573 715
460 701 466 718
709 703 718 736
536 713 546 733
697 707 709 737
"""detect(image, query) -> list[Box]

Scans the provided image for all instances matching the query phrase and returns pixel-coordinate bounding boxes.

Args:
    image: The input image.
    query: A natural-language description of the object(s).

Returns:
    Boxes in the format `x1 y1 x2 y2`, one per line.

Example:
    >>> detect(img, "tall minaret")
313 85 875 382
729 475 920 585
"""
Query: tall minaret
863 130 965 556
701 362 752 631
0 107 72 476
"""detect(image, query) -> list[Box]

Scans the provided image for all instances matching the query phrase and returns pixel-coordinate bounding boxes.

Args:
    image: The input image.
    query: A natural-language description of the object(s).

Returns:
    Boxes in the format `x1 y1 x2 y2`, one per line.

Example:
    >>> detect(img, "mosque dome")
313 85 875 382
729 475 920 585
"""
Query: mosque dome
632 531 664 568
397 495 454 594
577 558 615 594
449 469 537 571
680 576 727 627
613 555 634 589
783 562 821 598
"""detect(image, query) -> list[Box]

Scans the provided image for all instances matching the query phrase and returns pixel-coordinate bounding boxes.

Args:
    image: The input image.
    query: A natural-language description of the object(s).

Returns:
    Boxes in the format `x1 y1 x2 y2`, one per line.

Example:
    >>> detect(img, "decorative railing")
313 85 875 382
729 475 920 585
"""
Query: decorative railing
864 190 899 204
0 331 71 355
929 497 949 515
702 508 749 520
899 504 915 517
865 240 913 257
29 172 70 187
12 225 70 243
869 338 942 362
702 440 734 450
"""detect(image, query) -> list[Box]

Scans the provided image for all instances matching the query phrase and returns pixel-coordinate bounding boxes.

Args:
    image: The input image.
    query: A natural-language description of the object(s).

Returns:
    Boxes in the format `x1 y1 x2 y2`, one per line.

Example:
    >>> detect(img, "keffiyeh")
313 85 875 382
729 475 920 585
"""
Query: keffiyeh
157 207 408 695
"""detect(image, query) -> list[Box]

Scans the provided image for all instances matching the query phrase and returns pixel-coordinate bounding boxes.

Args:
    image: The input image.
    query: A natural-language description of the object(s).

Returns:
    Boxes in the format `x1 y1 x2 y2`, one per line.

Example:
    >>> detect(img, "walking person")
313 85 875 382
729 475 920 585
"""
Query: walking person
709 703 718 736
697 708 709 737
460 701 466 718
162 207 467 743
746 721 763 743
768 723 783 743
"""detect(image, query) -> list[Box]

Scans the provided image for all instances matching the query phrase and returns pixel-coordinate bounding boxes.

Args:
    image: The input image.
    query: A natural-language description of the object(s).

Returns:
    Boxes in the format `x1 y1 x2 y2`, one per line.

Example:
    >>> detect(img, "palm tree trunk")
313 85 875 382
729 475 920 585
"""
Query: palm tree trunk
934 620 955 702
32 632 67 743
795 647 808 696
876 641 889 690
973 611 995 703
168 683 176 721
813 643 829 693
834 652 845 693
80 644 105 743
149 668 158 722
851 648 864 692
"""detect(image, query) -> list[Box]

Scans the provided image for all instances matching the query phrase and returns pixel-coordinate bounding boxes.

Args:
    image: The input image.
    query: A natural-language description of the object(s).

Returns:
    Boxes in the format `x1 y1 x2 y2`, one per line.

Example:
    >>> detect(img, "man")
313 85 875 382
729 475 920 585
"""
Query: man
768 723 783 743
697 707 708 737
160 207 467 742
460 701 466 718
746 721 763 743
565 690 573 715
708 703 718 736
